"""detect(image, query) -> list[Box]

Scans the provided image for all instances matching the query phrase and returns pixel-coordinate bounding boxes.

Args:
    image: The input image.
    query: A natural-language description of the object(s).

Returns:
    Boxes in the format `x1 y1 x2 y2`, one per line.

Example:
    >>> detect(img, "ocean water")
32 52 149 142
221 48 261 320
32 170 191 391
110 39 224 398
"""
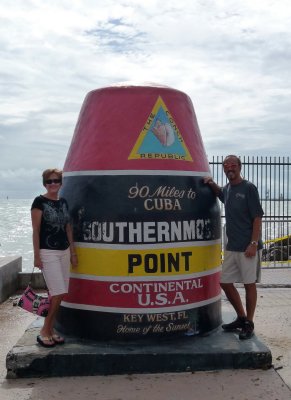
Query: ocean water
0 199 290 272
0 199 33 272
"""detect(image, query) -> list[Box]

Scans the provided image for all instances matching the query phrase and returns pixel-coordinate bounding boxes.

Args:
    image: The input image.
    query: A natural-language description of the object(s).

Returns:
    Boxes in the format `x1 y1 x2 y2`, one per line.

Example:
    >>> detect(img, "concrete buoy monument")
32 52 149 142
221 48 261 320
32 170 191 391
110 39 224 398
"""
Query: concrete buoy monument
57 82 222 340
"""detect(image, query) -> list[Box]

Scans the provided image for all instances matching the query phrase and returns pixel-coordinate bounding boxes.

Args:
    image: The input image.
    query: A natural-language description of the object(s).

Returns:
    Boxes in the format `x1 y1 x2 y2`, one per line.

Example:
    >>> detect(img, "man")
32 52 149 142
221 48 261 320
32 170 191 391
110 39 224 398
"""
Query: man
204 155 264 339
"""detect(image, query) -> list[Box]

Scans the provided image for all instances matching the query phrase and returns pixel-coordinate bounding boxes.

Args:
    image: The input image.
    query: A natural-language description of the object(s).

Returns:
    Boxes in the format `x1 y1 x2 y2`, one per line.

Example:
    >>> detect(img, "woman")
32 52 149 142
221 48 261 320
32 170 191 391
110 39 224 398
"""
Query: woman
31 168 78 347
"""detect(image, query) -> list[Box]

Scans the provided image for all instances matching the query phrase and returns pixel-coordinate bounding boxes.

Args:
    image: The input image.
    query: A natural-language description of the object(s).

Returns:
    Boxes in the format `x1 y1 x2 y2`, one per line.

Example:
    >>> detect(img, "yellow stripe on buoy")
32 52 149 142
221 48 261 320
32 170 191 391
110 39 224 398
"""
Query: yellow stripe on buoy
72 243 221 277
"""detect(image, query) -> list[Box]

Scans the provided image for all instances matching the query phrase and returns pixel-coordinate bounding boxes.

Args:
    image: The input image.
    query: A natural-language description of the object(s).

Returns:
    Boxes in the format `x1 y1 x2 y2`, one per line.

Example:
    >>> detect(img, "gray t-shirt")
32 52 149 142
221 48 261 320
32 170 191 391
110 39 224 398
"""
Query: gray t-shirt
219 180 264 252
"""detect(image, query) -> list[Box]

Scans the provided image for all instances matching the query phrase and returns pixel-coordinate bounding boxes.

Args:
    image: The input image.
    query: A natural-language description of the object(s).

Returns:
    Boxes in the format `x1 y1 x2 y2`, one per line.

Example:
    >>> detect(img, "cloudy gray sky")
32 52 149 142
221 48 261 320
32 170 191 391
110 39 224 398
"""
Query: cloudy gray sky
1 0 291 198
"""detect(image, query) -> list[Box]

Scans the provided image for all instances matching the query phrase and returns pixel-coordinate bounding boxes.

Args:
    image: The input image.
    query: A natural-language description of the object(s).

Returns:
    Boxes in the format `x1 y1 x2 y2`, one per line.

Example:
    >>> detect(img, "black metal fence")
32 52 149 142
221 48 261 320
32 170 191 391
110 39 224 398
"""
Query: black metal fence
209 156 291 266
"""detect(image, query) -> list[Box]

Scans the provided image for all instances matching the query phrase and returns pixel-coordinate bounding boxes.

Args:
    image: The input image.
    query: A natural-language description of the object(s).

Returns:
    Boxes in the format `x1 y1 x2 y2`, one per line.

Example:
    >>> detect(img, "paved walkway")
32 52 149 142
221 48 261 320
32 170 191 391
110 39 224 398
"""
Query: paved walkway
0 271 291 399
260 267 291 286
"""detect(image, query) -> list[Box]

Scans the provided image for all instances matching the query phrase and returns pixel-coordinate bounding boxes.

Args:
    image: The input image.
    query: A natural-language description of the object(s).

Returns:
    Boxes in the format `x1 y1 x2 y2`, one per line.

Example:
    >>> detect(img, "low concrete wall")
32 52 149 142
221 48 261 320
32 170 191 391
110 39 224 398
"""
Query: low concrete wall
0 257 46 303
18 271 45 290
0 257 22 303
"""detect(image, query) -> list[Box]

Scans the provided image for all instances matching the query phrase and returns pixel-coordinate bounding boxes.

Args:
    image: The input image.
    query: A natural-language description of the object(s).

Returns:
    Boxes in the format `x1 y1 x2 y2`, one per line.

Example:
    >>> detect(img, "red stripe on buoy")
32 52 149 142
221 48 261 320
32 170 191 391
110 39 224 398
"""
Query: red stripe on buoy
65 271 221 310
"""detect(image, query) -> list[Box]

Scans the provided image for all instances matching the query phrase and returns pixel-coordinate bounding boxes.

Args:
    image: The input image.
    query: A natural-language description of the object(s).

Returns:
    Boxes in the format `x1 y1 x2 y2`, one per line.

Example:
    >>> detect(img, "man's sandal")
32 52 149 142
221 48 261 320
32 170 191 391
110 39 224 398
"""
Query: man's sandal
37 335 55 348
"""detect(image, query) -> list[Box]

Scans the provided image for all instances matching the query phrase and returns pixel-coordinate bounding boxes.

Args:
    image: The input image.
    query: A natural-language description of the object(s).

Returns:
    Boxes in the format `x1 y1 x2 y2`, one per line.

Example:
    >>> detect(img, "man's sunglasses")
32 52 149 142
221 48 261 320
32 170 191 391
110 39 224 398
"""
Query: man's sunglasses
45 179 62 184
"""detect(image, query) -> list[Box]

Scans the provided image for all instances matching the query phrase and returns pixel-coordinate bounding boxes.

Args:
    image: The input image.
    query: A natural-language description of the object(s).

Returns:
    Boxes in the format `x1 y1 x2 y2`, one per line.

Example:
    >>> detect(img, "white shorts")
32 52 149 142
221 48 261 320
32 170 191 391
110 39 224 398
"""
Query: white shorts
221 250 262 284
40 249 70 296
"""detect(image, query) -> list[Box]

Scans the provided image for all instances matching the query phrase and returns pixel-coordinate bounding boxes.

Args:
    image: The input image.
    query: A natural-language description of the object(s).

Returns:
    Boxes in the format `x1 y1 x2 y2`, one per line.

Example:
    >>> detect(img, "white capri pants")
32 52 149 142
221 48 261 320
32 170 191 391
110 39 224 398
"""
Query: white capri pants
40 249 70 296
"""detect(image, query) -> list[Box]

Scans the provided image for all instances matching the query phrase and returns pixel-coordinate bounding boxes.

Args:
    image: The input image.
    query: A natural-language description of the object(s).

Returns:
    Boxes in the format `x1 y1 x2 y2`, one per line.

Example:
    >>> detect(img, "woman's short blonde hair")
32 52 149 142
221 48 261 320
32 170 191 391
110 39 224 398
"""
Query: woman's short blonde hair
42 168 63 186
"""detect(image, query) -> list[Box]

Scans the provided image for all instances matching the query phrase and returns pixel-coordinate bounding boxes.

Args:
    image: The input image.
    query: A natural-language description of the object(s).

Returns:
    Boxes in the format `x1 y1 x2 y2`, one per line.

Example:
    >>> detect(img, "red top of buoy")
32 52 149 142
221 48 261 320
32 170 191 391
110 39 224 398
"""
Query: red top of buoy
63 83 210 173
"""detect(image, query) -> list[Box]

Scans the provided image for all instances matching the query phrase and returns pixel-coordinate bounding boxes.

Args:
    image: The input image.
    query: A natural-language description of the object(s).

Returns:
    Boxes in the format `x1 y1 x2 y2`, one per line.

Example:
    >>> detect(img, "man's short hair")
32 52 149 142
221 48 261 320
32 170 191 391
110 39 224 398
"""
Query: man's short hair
223 155 241 168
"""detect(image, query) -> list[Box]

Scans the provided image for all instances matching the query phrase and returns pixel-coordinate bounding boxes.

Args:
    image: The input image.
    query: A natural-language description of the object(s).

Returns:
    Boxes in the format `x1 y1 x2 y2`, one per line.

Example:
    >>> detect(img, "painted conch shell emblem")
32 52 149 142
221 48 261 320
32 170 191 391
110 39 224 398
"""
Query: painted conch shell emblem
151 120 175 147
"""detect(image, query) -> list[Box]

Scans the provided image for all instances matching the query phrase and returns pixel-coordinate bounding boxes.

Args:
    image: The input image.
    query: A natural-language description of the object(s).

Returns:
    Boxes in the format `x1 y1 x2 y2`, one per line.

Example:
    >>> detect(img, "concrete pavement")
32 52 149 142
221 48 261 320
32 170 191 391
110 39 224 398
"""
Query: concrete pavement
258 266 291 287
0 268 291 399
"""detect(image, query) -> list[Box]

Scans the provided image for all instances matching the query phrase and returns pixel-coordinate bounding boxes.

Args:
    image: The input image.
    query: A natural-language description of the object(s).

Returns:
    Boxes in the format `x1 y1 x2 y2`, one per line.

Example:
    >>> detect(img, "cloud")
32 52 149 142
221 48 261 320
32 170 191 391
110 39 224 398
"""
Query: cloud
0 0 291 197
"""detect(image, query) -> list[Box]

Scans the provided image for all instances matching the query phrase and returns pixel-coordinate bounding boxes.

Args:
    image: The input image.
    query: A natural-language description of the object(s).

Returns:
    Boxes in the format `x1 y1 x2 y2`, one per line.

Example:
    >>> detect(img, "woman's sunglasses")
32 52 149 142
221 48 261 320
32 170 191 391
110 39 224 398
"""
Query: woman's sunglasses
45 179 62 185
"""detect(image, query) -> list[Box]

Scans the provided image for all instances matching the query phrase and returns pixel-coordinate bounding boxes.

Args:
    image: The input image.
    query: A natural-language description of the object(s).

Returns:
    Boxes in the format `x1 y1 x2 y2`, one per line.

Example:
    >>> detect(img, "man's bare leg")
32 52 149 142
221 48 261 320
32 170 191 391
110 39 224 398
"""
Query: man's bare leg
244 283 257 322
220 282 246 317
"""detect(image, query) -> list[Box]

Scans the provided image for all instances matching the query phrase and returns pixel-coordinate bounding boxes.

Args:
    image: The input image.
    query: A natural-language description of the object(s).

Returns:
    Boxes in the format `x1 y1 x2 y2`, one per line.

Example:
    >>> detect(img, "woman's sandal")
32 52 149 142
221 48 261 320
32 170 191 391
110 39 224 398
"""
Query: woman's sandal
37 335 55 348
52 333 65 345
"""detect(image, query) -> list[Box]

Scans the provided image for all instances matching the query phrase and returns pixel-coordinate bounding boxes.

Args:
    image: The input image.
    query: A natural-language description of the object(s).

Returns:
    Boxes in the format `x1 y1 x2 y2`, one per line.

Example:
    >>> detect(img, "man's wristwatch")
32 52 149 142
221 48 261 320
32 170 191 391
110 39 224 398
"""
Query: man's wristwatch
250 241 258 246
